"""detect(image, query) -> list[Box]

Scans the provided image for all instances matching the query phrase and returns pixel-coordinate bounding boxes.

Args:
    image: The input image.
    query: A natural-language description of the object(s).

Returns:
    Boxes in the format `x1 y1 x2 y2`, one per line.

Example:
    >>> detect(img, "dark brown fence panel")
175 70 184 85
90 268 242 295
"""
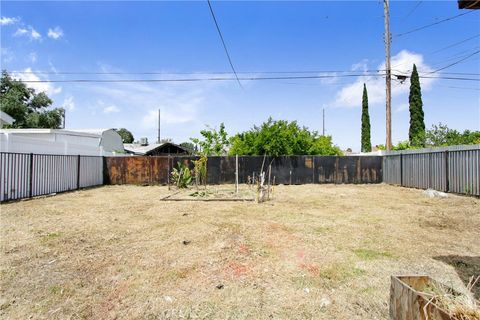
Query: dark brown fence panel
103 155 383 186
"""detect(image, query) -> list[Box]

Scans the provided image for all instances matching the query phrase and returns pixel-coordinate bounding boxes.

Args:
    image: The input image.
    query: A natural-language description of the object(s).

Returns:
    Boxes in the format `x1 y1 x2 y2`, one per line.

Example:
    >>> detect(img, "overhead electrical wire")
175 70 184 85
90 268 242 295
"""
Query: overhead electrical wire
10 69 479 77
401 1 422 21
394 10 475 38
429 50 480 74
207 0 242 88
429 34 480 54
15 74 480 84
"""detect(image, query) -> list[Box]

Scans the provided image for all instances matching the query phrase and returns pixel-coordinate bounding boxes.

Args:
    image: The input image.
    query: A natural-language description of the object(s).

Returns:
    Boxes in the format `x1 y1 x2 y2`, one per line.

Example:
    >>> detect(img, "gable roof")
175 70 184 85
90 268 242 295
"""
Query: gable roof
123 142 189 155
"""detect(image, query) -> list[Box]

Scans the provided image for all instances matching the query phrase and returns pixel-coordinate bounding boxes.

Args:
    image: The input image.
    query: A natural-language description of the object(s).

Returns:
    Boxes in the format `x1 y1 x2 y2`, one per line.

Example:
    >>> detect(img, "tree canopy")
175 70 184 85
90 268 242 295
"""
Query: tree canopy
190 123 229 156
229 118 342 156
0 70 64 129
425 123 480 147
179 142 196 154
114 128 134 143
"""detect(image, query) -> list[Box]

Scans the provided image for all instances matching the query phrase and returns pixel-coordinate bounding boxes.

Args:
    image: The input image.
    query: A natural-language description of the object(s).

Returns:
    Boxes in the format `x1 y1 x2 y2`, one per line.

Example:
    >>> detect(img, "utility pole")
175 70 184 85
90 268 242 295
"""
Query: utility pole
384 0 392 151
157 109 161 144
322 108 325 136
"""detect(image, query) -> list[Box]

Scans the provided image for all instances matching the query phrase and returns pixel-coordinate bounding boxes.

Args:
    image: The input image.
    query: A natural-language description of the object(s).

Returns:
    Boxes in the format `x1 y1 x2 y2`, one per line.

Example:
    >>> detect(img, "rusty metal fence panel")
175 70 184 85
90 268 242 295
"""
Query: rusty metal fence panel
1 152 104 202
104 155 383 186
383 145 479 196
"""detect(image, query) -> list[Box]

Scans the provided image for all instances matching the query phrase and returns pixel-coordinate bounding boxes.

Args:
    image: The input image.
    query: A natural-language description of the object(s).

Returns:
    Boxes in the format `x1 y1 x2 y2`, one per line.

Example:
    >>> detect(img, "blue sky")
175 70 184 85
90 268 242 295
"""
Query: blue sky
1 1 479 151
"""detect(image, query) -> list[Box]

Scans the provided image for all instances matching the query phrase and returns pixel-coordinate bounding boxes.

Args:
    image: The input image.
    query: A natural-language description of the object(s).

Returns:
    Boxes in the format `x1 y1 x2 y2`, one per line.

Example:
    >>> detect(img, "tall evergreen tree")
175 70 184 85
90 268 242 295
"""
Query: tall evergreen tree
408 64 425 147
361 83 371 152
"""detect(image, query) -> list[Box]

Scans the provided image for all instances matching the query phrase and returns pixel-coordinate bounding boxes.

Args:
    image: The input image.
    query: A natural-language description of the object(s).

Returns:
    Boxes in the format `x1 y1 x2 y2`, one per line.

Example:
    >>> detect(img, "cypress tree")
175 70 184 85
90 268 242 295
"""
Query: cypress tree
361 83 371 152
408 64 425 147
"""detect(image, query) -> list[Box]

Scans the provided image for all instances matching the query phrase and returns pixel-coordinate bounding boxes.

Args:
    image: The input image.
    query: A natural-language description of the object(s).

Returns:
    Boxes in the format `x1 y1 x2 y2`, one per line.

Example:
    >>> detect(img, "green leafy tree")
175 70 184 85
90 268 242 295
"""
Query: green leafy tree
229 117 342 156
114 128 134 143
0 70 63 129
361 83 372 152
191 123 229 156
408 64 425 147
179 142 195 154
425 123 480 146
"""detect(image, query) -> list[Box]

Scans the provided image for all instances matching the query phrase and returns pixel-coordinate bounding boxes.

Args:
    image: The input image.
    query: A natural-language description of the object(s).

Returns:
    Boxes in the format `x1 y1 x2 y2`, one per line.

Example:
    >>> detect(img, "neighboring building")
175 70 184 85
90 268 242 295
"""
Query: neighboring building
124 141 189 156
0 128 124 156
0 111 14 128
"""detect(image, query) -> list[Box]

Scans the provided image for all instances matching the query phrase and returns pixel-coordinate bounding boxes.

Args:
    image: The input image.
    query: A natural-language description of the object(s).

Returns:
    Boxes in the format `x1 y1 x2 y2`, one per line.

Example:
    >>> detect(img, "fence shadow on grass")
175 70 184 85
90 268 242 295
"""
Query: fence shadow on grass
434 255 480 299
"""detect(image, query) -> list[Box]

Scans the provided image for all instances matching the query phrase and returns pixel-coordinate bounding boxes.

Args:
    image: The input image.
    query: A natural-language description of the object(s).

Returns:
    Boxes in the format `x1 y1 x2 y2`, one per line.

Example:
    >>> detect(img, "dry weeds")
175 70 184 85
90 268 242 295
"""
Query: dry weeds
1 184 479 319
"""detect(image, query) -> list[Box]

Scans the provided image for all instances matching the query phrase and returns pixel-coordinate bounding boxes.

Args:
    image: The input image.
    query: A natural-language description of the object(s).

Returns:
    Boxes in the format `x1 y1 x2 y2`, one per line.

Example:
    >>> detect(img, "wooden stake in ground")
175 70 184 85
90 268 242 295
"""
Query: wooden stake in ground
267 164 272 200
235 154 239 194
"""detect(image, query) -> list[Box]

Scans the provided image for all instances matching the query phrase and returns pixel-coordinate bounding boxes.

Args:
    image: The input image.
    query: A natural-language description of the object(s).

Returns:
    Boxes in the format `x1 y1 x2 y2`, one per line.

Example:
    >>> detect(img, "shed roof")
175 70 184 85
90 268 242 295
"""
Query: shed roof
123 142 188 155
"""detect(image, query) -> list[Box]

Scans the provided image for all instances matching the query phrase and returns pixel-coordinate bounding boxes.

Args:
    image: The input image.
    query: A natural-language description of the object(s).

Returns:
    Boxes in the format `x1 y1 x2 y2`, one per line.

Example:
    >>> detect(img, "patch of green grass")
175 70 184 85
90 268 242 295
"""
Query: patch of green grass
320 264 366 281
49 285 62 295
312 226 331 235
292 262 366 289
40 232 62 244
354 248 393 260
190 191 210 198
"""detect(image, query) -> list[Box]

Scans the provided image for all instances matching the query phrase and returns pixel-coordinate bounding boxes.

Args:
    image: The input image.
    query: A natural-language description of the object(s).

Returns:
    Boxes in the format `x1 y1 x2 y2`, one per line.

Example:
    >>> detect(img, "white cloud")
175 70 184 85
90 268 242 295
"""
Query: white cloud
103 105 120 114
351 59 369 72
1 48 14 64
63 96 75 111
395 103 409 113
0 16 19 26
332 50 435 108
13 26 41 41
27 52 37 63
12 68 62 95
47 27 63 40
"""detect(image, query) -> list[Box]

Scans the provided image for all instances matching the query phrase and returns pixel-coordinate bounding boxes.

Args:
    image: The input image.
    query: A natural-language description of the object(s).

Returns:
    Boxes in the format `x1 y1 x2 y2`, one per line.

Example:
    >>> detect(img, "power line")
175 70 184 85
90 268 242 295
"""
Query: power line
8 69 386 75
15 74 480 83
207 0 242 88
394 10 475 38
436 85 480 91
429 50 480 74
9 69 478 77
401 1 422 21
429 34 480 54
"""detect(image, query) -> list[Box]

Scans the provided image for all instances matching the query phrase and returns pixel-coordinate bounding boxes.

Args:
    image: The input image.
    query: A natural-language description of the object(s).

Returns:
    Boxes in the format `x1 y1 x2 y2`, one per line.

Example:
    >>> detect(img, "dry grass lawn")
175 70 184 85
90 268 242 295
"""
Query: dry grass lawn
1 184 479 319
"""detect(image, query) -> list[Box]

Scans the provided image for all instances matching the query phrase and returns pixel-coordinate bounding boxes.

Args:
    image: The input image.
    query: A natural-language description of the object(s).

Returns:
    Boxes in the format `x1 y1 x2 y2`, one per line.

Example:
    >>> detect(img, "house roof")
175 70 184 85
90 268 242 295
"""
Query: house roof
123 142 188 155
0 128 104 138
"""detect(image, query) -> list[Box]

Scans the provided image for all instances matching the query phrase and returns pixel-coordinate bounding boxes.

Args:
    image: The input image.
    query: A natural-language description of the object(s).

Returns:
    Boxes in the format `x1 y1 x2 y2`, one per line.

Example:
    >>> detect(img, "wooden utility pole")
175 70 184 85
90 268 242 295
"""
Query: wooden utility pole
384 0 392 151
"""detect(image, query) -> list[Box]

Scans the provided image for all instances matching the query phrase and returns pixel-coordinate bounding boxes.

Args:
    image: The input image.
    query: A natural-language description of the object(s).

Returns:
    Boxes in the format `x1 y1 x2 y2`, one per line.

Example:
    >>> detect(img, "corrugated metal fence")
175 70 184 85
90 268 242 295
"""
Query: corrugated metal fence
2 146 478 202
0 152 103 202
383 145 480 196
